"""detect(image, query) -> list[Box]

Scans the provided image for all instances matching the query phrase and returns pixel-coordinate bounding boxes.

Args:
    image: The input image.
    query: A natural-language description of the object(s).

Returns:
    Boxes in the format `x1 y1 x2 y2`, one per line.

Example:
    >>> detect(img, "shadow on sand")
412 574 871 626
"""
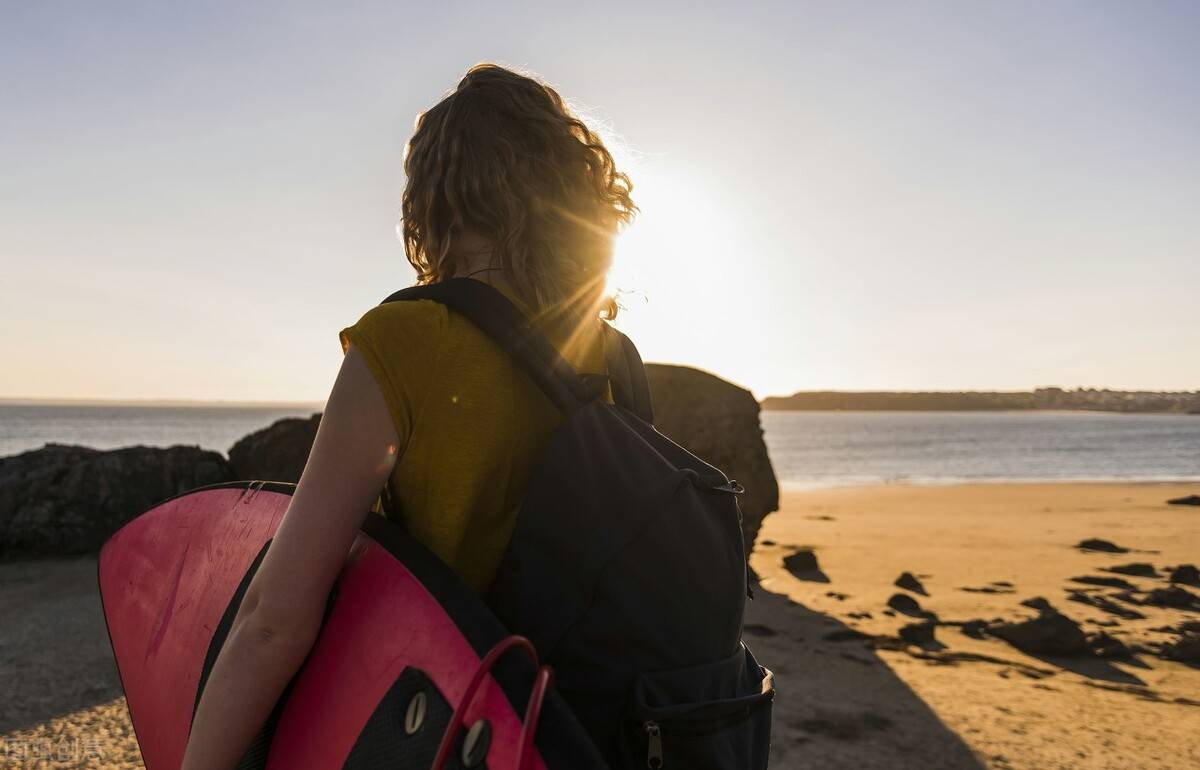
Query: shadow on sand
743 584 988 769
0 557 126 735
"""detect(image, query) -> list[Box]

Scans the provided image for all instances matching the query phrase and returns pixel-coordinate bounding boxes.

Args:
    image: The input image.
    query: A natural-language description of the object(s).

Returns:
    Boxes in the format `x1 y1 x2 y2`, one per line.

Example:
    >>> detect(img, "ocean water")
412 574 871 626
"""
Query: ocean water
0 404 319 459
1 404 1198 488
762 410 1200 488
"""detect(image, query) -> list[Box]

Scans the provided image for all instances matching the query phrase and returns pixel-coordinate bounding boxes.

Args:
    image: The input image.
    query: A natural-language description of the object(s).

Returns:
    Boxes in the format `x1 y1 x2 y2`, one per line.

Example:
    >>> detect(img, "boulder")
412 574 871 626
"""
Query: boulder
1167 495 1200 506
645 364 780 553
782 548 828 582
1069 575 1136 590
989 612 1088 656
1168 564 1200 586
1104 563 1158 578
228 414 322 483
1086 632 1131 659
894 572 928 595
1143 586 1199 608
899 621 937 646
1160 635 1200 662
0 443 232 558
1075 538 1128 553
1066 590 1145 620
1020 596 1055 613
886 593 936 620
783 548 820 573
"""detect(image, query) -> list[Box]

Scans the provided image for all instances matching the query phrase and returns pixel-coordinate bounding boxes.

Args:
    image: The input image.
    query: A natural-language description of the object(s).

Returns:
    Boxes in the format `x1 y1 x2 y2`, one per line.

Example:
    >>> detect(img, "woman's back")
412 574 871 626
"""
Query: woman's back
341 291 607 592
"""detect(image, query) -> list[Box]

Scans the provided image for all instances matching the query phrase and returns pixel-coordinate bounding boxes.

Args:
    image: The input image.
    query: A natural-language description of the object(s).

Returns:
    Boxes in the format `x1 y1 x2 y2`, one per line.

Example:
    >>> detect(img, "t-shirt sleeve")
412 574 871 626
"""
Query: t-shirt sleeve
339 300 447 454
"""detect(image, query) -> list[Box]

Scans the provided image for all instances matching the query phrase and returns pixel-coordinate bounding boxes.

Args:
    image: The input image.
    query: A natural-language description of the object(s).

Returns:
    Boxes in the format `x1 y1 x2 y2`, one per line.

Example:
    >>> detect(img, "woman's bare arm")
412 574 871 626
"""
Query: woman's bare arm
181 345 399 770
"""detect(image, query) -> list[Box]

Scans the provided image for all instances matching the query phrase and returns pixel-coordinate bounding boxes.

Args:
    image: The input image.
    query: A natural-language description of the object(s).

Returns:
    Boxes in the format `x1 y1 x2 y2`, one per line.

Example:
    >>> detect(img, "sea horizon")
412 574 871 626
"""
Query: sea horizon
3 403 1197 490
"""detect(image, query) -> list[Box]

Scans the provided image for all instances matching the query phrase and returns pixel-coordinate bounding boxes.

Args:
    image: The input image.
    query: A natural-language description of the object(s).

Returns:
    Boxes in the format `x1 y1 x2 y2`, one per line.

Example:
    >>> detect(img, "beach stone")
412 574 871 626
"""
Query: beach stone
886 593 936 620
1086 632 1131 659
1075 538 1128 553
783 548 819 572
1168 564 1200 586
1167 494 1200 506
899 621 937 646
228 413 322 483
1143 586 1200 608
1160 635 1200 662
1020 596 1055 613
0 443 232 558
783 548 829 583
989 612 1088 655
1104 563 1159 578
1155 620 1200 636
894 572 928 595
1070 575 1136 590
645 364 779 553
1066 590 1145 620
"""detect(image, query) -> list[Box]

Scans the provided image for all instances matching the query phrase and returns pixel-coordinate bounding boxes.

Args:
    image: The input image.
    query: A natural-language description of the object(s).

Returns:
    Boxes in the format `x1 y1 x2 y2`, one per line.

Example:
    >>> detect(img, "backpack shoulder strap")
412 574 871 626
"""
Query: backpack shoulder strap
602 324 654 424
381 279 591 413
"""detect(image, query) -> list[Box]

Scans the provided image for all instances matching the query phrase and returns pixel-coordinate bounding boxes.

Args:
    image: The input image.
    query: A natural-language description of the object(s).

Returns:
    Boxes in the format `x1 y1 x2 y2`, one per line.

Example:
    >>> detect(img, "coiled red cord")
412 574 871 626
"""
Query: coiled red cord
431 635 553 770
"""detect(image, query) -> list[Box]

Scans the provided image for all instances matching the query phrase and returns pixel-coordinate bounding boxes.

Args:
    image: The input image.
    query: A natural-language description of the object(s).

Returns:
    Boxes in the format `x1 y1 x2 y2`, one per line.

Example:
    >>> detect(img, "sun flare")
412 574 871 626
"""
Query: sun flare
606 164 768 390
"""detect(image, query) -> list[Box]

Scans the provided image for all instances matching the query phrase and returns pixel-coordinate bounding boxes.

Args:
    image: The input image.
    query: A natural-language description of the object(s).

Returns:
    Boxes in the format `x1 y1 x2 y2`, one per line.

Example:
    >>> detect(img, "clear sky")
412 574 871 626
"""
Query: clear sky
3 1 1198 401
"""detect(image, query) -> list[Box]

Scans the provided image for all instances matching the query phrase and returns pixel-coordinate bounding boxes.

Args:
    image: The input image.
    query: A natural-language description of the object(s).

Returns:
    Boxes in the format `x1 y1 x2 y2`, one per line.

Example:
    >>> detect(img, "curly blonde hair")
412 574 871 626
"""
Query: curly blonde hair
401 63 636 318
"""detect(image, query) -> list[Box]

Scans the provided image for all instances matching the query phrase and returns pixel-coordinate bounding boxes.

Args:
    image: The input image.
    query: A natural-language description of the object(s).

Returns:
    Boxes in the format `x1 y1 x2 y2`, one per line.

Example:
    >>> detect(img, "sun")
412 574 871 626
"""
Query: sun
605 163 764 390
608 166 740 308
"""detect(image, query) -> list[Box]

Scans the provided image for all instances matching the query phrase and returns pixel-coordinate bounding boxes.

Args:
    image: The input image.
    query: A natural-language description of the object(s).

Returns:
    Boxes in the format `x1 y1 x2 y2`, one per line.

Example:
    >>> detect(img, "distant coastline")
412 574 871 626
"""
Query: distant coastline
761 388 1200 414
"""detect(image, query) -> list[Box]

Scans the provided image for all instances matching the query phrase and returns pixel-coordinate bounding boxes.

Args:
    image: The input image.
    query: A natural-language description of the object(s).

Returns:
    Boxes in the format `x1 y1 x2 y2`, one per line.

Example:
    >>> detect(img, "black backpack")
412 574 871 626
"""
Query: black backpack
381 279 774 769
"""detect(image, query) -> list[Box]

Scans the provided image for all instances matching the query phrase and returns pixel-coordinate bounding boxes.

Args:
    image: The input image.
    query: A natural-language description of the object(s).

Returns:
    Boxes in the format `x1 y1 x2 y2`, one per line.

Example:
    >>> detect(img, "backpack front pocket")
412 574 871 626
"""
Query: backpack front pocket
622 644 774 769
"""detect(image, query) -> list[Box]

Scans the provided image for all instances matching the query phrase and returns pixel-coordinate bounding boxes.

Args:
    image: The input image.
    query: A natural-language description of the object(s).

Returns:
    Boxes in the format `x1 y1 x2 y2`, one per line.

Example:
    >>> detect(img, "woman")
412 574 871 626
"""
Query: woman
181 63 636 769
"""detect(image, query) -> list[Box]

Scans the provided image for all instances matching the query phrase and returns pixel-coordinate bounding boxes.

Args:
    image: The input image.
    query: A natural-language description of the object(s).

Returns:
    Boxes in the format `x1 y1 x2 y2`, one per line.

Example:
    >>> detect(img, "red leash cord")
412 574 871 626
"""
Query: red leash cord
430 635 553 770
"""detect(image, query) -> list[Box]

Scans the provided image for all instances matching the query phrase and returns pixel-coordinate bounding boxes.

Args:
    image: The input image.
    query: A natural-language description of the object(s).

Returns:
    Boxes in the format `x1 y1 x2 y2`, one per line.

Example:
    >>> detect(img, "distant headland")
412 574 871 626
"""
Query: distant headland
761 388 1200 414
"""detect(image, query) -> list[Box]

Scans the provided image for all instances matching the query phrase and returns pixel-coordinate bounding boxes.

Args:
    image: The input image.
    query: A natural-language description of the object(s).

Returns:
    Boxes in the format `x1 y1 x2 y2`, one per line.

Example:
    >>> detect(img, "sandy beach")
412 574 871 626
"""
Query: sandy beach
748 483 1200 769
2 482 1198 768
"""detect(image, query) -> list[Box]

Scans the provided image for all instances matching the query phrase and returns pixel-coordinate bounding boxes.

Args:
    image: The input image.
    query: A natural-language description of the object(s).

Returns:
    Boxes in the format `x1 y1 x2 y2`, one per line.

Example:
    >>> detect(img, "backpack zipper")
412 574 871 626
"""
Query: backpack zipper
641 697 769 767
644 721 664 768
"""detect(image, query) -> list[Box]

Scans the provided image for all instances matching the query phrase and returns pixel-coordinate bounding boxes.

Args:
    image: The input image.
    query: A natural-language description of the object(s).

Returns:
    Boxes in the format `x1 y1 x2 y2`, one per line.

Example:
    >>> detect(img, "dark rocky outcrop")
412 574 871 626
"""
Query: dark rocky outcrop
1070 575 1136 590
894 572 928 595
1167 494 1200 506
645 364 779 553
899 621 937 646
1066 590 1145 620
988 610 1088 656
887 593 936 621
1020 596 1055 612
1085 632 1131 659
782 548 829 582
227 413 322 483
1169 564 1200 586
1104 563 1158 578
1160 635 1200 662
1075 538 1128 553
1142 586 1200 608
0 443 232 558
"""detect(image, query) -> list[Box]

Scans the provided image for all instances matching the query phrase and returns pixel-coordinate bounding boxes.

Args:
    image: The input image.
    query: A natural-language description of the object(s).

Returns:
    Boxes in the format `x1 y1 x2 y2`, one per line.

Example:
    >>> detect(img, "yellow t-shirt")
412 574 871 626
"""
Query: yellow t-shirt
339 289 607 593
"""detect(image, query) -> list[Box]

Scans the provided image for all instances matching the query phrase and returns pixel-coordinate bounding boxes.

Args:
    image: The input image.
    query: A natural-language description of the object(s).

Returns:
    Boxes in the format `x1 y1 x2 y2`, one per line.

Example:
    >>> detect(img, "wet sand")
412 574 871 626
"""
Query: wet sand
2 483 1198 768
